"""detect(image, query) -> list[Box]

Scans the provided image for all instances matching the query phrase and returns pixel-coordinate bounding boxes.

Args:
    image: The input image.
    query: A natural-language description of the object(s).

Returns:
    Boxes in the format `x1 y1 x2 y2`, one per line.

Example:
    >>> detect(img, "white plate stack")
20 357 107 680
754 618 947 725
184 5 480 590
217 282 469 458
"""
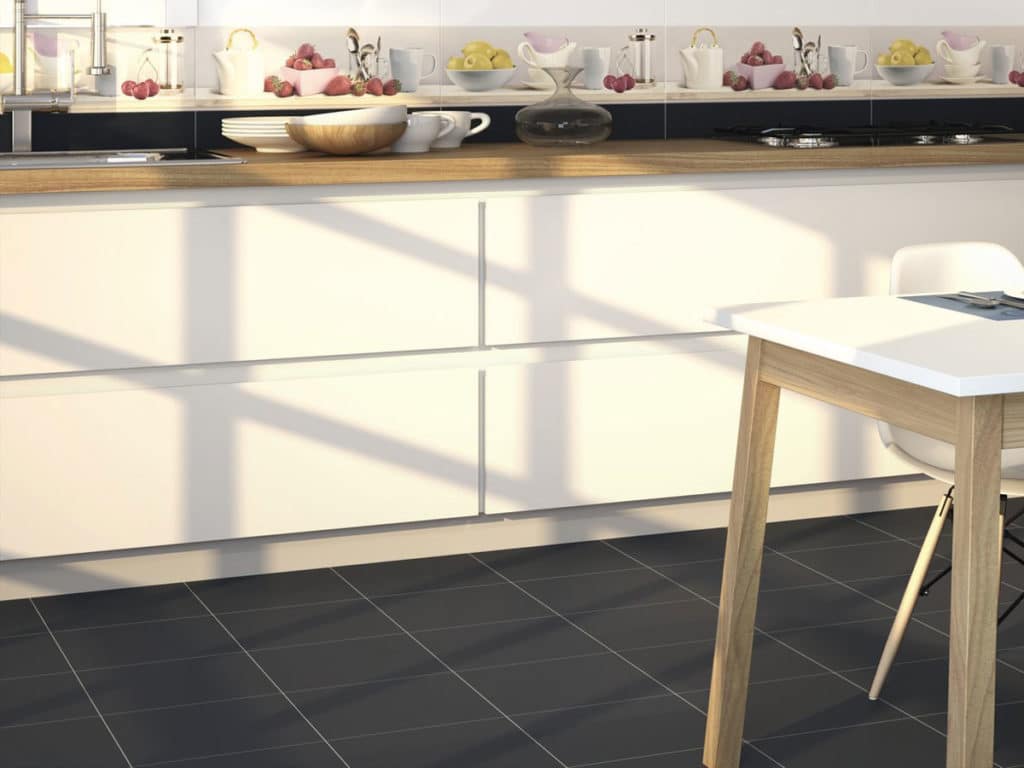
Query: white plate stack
221 116 306 153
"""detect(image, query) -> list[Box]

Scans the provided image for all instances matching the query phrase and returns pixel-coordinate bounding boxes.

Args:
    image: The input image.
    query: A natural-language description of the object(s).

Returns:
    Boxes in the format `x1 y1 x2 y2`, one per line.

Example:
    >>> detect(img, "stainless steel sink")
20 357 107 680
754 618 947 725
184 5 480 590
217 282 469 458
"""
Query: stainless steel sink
0 148 245 170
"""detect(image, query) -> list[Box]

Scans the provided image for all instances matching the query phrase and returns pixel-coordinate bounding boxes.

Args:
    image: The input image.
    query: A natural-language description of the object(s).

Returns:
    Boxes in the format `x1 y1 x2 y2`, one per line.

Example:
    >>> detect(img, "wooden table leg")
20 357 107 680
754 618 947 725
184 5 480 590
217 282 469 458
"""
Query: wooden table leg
703 338 781 768
948 395 1004 768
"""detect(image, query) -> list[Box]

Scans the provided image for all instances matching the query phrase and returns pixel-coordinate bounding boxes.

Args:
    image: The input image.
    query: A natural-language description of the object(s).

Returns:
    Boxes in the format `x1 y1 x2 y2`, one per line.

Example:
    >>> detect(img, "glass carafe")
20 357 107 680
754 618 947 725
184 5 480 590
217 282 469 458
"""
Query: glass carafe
515 67 612 146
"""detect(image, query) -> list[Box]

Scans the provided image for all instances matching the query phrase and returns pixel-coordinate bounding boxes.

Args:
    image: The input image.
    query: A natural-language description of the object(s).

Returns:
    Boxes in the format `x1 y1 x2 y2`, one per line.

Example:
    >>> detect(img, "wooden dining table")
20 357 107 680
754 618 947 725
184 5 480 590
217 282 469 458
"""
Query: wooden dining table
701 295 1024 768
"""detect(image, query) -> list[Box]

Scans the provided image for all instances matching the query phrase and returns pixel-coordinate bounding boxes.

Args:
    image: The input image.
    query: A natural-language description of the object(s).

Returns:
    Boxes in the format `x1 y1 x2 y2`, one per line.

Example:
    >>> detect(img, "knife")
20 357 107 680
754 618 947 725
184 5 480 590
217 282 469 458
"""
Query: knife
958 291 1024 309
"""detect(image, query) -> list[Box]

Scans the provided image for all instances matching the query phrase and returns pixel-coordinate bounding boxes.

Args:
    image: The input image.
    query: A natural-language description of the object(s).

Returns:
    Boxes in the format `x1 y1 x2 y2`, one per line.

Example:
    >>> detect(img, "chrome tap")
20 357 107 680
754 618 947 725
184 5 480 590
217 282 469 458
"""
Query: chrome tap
2 0 112 152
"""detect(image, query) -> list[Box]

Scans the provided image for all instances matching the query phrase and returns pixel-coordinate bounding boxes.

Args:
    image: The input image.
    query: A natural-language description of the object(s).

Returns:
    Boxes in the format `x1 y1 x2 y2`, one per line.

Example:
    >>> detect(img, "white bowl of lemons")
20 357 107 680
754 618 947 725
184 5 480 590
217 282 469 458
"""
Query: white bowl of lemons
876 39 935 86
446 41 517 91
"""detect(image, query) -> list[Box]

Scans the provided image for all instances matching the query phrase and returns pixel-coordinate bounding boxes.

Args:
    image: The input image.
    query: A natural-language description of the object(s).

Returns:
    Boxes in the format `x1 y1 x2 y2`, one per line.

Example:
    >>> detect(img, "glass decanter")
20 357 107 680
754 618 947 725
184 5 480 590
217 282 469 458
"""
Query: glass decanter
515 67 613 146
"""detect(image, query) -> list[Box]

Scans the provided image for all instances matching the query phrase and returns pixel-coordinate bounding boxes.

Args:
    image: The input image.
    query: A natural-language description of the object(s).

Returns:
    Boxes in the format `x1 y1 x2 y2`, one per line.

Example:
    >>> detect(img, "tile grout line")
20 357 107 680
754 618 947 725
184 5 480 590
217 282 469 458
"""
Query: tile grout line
181 583 352 768
328 566 571 768
467 554 786 768
133 740 328 768
27 599 135 768
601 539 957 759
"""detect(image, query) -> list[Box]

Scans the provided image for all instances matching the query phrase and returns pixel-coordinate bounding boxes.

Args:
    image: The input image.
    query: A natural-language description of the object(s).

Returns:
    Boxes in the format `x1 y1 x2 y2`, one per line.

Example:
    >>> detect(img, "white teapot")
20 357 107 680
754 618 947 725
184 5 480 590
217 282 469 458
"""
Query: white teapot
680 27 724 90
214 28 265 97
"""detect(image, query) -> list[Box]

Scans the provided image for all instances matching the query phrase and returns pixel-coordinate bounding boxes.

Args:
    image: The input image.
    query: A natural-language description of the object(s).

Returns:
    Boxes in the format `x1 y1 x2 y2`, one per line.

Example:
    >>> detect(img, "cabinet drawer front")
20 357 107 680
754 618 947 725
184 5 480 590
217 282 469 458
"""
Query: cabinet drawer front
1 368 478 559
0 199 479 376
484 340 906 514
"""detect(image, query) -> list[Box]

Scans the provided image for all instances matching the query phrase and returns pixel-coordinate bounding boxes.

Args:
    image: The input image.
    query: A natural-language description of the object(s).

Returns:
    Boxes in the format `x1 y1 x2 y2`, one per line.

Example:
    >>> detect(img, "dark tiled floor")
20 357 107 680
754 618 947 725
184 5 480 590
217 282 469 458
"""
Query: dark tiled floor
4 505 1024 767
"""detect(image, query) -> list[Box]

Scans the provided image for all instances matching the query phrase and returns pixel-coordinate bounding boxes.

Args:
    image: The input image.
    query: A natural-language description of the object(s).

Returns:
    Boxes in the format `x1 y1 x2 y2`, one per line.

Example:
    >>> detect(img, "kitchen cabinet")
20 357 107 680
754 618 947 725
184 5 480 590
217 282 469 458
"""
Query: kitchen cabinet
0 367 478 560
0 198 479 376
484 336 906 515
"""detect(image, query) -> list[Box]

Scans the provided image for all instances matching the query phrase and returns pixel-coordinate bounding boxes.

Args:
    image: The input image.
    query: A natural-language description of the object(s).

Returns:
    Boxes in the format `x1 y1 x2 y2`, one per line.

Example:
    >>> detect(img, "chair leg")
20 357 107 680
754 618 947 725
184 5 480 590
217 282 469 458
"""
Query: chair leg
868 486 954 701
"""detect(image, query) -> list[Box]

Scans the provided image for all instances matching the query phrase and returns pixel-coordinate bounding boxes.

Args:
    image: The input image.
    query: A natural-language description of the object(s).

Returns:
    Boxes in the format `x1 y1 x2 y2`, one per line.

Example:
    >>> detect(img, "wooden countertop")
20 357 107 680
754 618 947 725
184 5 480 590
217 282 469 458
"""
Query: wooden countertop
5 138 1024 196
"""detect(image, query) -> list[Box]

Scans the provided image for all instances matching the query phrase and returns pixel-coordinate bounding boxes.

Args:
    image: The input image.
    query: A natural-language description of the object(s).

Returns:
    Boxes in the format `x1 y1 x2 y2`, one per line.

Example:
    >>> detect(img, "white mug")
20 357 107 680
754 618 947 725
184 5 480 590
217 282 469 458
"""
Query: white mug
431 111 491 149
389 47 437 93
991 44 1017 84
517 41 576 69
391 112 456 154
937 38 987 66
827 45 868 86
581 47 611 90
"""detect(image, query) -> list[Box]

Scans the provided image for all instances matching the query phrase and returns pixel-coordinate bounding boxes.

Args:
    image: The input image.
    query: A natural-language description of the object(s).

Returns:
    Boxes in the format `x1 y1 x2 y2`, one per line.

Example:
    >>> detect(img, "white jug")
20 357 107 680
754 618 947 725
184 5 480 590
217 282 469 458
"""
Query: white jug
680 27 724 90
214 28 265 97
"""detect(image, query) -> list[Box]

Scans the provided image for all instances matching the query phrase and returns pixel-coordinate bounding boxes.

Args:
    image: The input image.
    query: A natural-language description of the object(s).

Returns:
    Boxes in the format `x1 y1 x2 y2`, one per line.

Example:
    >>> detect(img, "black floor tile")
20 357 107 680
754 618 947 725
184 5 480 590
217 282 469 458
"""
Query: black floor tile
142 742 344 768
754 583 894 633
575 745 779 767
785 540 936 582
216 600 396 650
476 541 638 581
0 672 94 727
55 616 237 670
375 583 552 632
622 634 825 694
516 568 694 614
852 505 944 540
752 718 945 768
189 569 358 613
0 632 67 679
773 615 949 672
338 554 503 596
290 672 494 740
416 616 604 670
2 717 129 768
923 701 1024 768
765 516 895 552
684 674 905 741
80 652 274 714
0 599 45 638
568 599 720 651
918 608 1024 650
463 653 664 714
35 584 204 631
253 633 443 692
843 572 1024 613
844 656 1024 717
515 695 706 766
658 553 830 600
612 529 728 567
333 718 561 768
105 695 318 766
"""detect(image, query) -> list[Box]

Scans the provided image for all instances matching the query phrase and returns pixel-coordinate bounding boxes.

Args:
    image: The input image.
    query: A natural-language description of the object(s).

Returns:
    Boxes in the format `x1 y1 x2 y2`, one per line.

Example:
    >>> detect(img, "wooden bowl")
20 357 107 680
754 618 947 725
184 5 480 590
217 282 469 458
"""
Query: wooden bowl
285 122 407 155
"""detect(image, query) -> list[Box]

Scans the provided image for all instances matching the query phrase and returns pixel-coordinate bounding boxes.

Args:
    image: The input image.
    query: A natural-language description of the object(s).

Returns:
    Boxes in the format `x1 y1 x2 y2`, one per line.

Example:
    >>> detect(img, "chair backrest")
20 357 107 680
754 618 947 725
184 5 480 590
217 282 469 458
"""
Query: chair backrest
891 241 1024 295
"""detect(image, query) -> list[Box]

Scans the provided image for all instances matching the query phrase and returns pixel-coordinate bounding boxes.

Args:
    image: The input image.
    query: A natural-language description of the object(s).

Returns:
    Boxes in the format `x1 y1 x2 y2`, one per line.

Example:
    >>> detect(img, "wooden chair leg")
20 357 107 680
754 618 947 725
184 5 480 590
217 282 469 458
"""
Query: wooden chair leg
703 338 780 768
869 488 953 700
948 396 1003 768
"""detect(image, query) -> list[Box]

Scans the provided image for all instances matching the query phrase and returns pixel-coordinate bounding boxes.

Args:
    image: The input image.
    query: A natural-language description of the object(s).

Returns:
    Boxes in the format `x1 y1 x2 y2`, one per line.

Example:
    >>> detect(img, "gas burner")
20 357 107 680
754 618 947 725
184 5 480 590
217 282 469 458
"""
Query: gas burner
912 134 939 145
943 133 984 145
757 133 839 149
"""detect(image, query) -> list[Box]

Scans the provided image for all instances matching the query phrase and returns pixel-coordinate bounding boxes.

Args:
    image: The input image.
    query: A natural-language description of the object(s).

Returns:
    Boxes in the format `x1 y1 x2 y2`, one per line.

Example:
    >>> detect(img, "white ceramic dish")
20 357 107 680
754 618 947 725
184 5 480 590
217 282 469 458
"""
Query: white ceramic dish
446 67 517 92
289 106 408 127
941 75 987 85
876 64 935 86
1005 288 1024 300
222 131 306 153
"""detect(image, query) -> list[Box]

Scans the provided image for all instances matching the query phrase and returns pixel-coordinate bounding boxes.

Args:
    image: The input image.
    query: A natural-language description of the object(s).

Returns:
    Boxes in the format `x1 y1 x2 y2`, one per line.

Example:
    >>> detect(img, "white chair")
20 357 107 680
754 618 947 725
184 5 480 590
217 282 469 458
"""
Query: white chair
869 241 1024 701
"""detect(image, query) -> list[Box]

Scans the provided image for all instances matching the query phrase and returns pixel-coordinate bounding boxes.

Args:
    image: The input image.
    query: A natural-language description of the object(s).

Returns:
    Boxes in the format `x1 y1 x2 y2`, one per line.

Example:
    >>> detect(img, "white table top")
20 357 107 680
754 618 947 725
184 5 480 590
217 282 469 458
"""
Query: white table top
708 295 1024 397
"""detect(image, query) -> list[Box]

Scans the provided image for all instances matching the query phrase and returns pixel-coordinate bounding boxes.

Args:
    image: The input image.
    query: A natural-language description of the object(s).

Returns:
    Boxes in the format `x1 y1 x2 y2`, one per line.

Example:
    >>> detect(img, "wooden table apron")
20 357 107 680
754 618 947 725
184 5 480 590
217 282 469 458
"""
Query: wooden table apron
702 337 1024 768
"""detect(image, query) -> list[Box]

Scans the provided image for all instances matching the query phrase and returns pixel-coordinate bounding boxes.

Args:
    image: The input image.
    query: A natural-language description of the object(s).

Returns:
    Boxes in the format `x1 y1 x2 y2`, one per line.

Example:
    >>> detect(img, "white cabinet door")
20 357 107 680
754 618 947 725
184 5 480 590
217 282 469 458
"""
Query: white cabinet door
484 337 906 515
0 368 478 560
0 199 479 376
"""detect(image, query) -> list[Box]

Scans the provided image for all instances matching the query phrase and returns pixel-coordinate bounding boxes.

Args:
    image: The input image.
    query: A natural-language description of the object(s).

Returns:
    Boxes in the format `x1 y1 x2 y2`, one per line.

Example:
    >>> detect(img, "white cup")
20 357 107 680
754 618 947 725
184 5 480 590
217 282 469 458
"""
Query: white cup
391 112 456 154
991 45 1017 84
517 41 576 69
827 45 868 86
389 47 437 93
937 38 987 66
431 111 491 149
581 47 611 89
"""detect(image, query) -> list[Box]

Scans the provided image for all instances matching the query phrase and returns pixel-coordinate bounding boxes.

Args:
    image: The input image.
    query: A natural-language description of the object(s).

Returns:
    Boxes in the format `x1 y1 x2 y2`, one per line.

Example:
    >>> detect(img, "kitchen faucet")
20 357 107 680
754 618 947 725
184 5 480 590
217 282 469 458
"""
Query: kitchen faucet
1 0 112 152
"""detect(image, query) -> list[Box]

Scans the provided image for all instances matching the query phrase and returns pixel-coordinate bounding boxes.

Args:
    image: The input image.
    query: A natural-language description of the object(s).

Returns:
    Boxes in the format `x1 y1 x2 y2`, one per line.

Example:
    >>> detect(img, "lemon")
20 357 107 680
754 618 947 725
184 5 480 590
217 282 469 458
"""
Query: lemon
447 56 466 70
490 53 514 70
462 41 496 58
914 50 933 65
463 53 494 70
889 50 915 65
889 38 916 52
877 53 892 65
0 52 12 75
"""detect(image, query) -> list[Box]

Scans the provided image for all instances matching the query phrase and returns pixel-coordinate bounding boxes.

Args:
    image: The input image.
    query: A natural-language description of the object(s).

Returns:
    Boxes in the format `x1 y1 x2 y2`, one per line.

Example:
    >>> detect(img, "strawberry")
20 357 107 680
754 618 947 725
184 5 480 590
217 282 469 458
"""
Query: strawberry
808 73 824 90
365 77 384 96
274 80 294 97
723 71 736 87
294 58 313 71
323 58 336 69
383 78 401 96
822 74 837 89
731 75 749 91
324 75 353 96
352 80 366 97
296 43 315 60
310 52 326 69
264 75 278 92
285 55 296 68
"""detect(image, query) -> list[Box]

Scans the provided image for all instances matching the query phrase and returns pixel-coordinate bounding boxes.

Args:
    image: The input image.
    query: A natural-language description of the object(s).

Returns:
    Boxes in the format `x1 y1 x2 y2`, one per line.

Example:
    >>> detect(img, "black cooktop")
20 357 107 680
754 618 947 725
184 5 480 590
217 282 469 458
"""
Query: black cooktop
717 122 1020 148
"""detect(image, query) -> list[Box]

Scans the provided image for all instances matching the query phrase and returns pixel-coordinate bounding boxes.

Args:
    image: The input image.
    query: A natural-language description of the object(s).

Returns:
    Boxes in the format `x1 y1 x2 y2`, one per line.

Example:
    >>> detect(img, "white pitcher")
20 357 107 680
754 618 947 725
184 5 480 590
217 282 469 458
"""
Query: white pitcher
680 27 724 90
214 28 265 97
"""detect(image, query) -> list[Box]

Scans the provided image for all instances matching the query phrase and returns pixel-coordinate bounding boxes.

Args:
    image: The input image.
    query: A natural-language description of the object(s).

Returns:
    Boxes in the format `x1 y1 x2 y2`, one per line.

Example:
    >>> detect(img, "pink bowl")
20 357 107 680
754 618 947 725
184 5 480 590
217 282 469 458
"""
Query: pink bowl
278 66 339 97
942 30 980 51
523 32 569 54
735 62 786 90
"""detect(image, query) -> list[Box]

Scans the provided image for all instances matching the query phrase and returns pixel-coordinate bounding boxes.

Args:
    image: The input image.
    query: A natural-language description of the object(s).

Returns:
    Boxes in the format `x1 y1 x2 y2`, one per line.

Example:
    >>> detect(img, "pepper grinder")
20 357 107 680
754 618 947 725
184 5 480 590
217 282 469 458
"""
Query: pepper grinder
627 27 657 87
